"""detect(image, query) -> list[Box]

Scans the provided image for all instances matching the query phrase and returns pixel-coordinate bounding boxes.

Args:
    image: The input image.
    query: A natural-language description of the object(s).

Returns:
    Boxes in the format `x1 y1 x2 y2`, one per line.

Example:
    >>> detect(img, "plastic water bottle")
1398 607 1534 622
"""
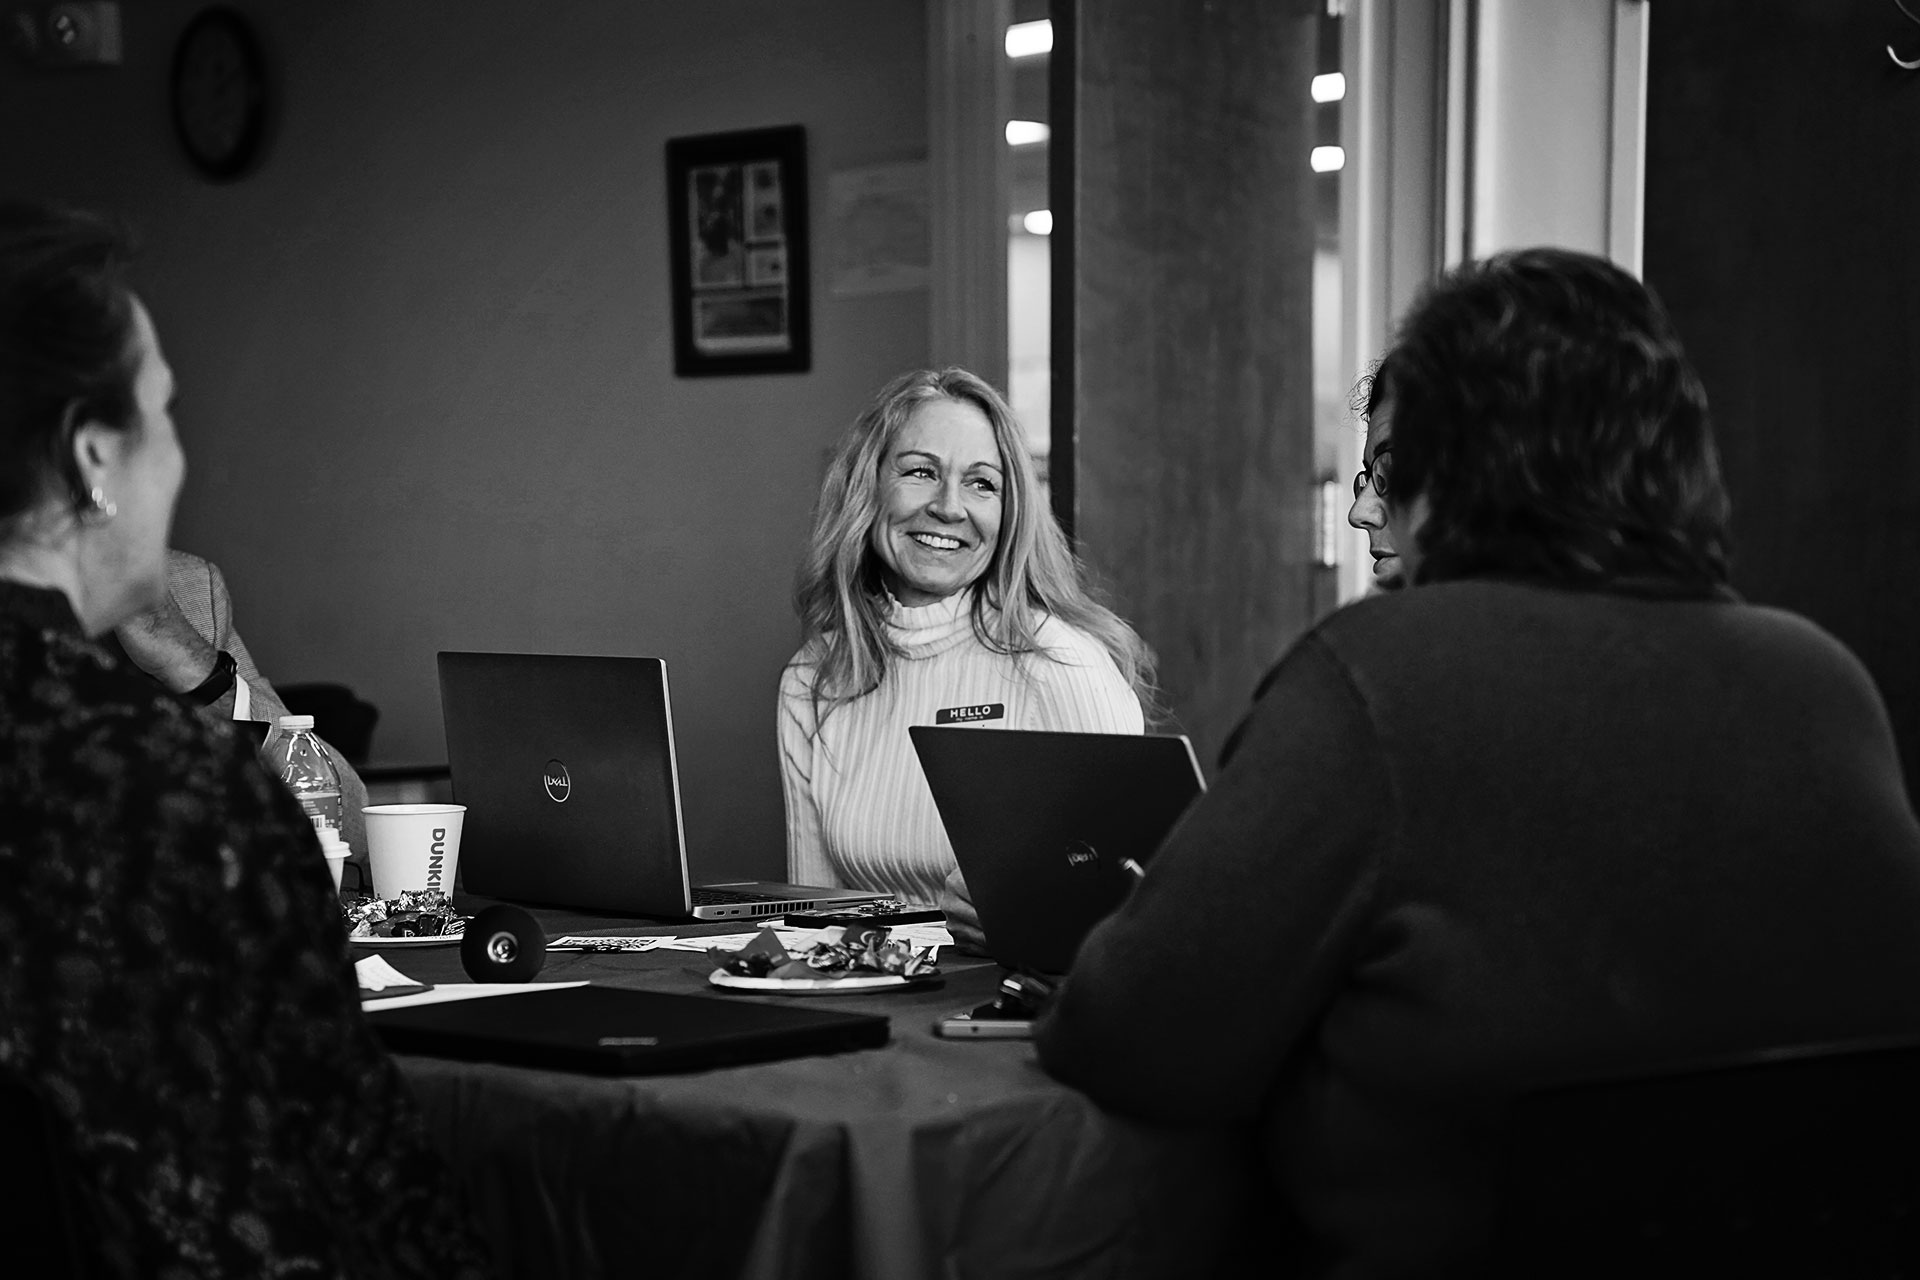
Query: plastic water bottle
316 825 352 892
262 713 344 837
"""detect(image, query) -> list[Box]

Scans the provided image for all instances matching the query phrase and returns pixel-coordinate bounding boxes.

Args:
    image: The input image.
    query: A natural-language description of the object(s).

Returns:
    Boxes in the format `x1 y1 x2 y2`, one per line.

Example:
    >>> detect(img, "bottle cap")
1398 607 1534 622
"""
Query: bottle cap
277 714 316 730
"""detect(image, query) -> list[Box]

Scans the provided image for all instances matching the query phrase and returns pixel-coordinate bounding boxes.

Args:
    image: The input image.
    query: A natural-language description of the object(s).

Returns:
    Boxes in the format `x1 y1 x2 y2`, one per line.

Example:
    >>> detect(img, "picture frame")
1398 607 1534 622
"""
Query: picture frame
666 124 811 376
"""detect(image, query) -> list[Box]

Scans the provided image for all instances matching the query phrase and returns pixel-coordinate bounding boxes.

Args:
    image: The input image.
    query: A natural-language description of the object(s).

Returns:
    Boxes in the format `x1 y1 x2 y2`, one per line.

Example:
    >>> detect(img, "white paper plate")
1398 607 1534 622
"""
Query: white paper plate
707 967 938 996
348 926 466 948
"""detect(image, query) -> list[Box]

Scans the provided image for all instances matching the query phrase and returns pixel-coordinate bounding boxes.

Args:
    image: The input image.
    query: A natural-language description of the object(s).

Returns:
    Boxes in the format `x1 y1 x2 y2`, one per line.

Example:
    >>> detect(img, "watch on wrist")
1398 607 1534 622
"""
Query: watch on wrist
187 649 238 706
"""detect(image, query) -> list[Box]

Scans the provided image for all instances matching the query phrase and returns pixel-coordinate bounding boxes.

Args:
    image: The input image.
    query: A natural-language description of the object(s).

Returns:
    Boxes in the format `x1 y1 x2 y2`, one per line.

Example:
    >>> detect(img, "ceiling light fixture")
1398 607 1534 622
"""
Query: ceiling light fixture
1005 120 1051 147
1005 20 1052 59
1310 146 1345 173
1312 72 1346 103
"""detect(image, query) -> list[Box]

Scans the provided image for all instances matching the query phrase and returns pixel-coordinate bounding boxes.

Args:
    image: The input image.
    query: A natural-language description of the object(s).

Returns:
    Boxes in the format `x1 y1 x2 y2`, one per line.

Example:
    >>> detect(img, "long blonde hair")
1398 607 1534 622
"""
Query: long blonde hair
793 367 1155 721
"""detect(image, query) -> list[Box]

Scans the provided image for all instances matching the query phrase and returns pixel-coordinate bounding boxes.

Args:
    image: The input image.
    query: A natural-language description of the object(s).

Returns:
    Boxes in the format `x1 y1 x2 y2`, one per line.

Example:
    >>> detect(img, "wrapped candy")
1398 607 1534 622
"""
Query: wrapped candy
342 889 464 939
709 927 790 977
707 925 939 980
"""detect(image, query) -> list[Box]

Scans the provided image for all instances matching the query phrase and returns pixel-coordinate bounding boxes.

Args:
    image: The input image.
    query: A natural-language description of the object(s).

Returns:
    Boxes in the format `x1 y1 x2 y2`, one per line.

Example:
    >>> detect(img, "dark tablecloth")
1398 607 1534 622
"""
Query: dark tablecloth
363 903 1260 1280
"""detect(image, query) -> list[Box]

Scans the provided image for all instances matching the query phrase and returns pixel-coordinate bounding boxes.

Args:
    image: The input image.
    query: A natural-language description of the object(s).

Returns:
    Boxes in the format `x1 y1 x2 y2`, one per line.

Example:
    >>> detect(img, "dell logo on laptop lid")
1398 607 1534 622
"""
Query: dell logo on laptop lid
543 760 571 803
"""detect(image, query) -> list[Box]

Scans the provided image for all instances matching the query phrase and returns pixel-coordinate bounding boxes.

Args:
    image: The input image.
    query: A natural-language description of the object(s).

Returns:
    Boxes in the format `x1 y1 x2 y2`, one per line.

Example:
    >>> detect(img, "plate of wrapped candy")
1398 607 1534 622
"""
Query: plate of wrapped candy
343 890 468 946
707 924 941 995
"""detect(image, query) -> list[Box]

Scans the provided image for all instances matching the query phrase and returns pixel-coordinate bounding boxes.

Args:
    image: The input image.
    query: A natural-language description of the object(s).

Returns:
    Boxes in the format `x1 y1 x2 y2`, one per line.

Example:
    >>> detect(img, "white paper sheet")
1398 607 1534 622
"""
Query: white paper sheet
827 161 930 296
361 981 589 1013
354 954 421 991
547 935 670 952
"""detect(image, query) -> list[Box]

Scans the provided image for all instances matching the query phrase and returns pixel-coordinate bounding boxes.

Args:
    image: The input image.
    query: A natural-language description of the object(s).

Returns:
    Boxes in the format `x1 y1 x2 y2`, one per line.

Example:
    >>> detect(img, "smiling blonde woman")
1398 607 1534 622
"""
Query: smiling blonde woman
780 368 1154 922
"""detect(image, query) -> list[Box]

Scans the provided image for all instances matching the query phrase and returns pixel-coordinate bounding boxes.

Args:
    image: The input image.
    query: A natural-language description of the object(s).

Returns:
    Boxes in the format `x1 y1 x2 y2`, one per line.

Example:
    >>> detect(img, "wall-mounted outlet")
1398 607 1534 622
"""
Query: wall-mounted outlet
8 1 120 67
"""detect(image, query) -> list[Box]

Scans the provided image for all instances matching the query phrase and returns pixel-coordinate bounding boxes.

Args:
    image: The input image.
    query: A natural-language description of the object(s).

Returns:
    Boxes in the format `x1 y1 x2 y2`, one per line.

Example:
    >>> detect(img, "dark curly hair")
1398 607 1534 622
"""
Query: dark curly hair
0 201 140 536
1373 247 1731 588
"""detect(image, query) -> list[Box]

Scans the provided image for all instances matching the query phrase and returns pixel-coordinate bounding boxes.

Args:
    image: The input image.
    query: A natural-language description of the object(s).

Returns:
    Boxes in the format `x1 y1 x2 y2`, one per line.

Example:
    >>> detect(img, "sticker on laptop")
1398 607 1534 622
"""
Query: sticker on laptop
935 703 1005 725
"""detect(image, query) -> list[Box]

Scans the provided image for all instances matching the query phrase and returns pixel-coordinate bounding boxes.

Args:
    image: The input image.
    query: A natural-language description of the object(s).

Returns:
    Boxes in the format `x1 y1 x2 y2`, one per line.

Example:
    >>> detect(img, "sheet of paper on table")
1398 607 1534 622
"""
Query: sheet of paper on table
843 921 953 949
356 953 429 995
357 953 591 1011
548 935 671 952
362 982 590 1013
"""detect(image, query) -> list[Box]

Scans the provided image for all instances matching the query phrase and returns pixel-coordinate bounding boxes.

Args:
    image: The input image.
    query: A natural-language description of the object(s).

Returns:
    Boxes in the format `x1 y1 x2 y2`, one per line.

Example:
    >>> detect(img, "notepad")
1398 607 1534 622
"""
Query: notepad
355 954 431 999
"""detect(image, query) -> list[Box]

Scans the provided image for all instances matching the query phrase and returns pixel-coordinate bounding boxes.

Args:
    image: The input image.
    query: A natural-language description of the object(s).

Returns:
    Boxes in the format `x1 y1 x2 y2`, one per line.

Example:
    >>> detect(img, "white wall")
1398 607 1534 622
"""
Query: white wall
1007 231 1050 457
0 0 931 880
1470 0 1636 261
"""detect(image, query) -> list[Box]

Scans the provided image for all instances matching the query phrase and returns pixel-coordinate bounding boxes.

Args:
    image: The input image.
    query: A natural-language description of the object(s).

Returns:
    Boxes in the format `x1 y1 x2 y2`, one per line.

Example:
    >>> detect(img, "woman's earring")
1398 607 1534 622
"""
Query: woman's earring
85 486 117 523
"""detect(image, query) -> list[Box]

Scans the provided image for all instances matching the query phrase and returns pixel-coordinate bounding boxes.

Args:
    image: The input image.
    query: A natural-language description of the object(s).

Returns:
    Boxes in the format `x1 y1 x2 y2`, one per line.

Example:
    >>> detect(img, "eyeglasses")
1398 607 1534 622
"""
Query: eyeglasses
1352 445 1394 500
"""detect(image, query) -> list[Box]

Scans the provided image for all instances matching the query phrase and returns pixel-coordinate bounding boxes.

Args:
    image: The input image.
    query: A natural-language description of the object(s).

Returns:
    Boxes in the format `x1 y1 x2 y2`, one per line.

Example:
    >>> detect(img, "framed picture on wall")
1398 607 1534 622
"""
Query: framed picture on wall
666 124 811 376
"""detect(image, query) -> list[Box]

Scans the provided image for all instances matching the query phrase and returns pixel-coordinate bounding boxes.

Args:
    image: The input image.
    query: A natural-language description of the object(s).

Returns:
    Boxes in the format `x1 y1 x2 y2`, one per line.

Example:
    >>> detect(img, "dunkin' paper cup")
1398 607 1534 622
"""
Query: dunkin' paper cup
364 803 465 899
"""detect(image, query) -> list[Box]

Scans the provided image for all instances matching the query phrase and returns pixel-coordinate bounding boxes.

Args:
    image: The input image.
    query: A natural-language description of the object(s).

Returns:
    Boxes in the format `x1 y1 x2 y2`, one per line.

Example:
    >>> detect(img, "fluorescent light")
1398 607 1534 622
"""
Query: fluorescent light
1312 72 1346 103
1310 145 1345 173
1006 19 1052 58
1005 120 1051 147
1022 209 1053 236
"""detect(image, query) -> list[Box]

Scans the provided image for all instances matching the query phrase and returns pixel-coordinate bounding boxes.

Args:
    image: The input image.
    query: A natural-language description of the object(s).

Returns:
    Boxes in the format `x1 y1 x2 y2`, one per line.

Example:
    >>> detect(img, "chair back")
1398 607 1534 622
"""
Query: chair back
1487 1034 1920 1277
0 1069 91 1278
277 682 380 765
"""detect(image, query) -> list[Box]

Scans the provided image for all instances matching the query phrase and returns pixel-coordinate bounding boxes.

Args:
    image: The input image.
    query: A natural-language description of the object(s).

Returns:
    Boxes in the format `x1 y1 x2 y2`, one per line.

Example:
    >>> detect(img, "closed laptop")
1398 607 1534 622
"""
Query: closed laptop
367 985 889 1075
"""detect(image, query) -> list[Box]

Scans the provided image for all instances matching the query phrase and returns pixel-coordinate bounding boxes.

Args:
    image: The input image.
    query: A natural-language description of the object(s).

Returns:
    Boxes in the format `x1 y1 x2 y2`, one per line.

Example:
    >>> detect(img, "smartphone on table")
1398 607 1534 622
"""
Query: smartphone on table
933 1003 1033 1039
932 969 1056 1039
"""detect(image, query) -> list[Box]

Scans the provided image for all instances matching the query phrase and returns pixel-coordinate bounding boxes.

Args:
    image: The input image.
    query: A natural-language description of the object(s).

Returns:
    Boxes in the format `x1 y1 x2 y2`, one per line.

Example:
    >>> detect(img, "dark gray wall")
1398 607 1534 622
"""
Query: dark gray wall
0 0 932 879
1645 0 1920 806
1057 0 1322 770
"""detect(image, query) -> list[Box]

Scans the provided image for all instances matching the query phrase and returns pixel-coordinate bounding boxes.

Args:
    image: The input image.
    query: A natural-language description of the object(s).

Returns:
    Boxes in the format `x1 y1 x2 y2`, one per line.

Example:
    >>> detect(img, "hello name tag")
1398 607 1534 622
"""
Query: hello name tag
935 703 1005 725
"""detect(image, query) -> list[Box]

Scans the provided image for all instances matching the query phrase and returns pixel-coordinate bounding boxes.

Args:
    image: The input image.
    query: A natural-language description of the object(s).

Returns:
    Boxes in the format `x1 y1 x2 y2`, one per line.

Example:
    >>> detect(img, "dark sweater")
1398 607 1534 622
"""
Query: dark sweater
0 581 488 1278
1034 578 1920 1277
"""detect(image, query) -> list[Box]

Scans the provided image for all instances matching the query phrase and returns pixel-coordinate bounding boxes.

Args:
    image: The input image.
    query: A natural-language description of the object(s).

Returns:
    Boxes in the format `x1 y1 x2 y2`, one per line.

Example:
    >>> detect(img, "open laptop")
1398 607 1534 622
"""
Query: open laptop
367 985 888 1075
910 726 1206 976
438 652 889 920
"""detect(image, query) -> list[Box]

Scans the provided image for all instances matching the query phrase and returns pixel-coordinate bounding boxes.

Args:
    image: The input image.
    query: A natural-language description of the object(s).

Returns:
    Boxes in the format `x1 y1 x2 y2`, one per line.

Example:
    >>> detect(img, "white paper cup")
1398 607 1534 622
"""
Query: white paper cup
324 848 350 892
363 803 466 898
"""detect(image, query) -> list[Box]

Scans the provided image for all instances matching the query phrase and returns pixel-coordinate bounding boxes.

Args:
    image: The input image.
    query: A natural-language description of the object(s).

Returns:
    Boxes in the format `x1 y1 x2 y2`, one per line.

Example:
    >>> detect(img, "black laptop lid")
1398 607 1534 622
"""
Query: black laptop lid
437 652 692 915
909 727 1205 975
368 985 890 1075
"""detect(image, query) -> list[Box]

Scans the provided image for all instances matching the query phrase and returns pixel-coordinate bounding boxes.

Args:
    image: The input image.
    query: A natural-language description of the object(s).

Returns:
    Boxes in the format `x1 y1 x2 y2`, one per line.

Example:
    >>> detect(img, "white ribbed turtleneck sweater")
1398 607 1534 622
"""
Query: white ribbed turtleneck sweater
778 591 1144 904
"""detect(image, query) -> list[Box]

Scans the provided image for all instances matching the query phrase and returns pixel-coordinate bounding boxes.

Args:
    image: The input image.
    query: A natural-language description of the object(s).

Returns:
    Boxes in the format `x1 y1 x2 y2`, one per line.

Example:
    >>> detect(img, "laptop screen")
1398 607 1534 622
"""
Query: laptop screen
910 727 1205 975
438 652 694 915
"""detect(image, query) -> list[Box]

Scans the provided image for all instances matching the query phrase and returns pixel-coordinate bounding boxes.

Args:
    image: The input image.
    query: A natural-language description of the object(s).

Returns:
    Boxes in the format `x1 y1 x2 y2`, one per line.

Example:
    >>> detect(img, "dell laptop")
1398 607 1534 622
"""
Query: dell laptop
910 726 1206 975
368 984 889 1075
438 652 889 920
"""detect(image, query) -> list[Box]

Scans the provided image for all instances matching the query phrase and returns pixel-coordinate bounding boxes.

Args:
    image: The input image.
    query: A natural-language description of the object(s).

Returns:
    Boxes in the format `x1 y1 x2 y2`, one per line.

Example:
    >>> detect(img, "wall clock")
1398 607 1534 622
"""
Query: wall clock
170 7 268 180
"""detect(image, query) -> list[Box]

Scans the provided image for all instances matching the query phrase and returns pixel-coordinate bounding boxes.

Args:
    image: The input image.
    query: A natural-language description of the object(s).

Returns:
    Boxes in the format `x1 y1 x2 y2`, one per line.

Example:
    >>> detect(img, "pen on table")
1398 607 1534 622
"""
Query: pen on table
1118 857 1147 884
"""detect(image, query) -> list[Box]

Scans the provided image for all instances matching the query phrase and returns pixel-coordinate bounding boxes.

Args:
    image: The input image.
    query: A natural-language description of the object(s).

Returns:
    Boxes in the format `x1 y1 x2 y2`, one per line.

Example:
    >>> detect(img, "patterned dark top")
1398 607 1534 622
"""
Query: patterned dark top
0 580 490 1278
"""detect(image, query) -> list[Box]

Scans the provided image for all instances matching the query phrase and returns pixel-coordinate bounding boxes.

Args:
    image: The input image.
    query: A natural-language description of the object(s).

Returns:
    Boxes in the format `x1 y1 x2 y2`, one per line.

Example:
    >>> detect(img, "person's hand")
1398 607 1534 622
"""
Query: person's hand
939 866 989 955
115 592 218 694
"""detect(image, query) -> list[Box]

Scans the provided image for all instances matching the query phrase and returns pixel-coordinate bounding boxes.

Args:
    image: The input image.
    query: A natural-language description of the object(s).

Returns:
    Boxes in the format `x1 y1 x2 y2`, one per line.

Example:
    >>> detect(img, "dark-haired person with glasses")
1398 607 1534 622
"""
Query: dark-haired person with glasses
1034 247 1920 1277
1347 382 1407 591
